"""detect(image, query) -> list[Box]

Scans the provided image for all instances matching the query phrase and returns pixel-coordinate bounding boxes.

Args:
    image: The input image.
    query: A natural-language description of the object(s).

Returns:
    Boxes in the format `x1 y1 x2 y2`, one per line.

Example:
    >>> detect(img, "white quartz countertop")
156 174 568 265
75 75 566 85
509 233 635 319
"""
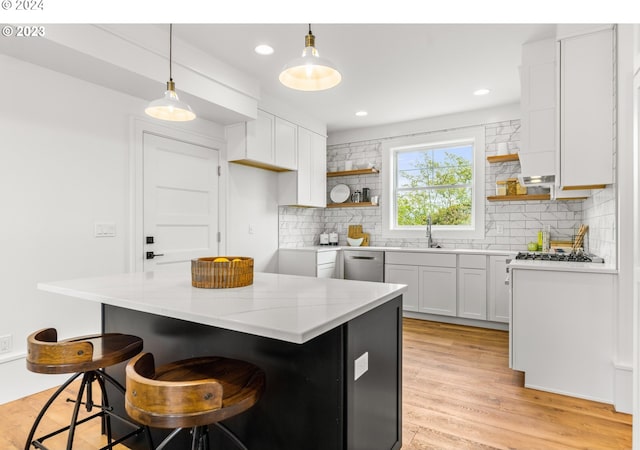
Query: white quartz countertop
509 259 617 274
38 271 407 345
280 246 515 256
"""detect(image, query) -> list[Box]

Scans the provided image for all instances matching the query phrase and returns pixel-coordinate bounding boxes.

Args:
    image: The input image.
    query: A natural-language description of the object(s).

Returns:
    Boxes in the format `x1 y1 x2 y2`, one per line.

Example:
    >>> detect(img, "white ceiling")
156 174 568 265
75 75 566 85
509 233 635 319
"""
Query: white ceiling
173 24 557 133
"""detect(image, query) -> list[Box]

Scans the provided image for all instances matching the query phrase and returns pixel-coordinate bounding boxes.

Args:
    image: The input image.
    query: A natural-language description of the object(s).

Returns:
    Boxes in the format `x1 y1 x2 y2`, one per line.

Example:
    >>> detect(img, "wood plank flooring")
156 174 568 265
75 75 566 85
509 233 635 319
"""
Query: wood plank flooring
402 319 632 449
0 318 632 449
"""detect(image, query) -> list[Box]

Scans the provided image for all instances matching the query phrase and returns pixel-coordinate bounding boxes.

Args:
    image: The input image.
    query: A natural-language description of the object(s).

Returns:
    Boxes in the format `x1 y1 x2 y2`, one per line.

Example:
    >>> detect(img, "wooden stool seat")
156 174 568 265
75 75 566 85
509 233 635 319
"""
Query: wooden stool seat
126 353 265 449
27 328 144 374
24 328 151 450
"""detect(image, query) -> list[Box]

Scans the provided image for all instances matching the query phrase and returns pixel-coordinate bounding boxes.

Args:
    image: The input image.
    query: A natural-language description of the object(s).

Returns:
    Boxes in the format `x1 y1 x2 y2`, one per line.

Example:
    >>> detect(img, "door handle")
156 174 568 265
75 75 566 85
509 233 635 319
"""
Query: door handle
146 251 165 260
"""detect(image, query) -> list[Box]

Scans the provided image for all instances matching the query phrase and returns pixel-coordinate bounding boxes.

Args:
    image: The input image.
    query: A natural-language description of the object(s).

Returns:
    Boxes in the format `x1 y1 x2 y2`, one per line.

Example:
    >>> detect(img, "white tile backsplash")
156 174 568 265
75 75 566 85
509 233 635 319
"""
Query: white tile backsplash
279 118 616 261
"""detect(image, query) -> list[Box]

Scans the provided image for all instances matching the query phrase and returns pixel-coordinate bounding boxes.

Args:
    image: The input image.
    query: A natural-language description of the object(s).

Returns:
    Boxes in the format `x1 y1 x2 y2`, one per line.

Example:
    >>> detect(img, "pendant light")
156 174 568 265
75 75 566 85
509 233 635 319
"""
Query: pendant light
145 24 196 122
279 24 342 91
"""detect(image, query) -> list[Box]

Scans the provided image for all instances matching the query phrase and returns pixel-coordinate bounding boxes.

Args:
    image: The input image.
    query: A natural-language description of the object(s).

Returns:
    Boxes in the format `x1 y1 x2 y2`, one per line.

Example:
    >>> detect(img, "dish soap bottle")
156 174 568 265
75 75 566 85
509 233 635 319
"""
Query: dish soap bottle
542 225 550 252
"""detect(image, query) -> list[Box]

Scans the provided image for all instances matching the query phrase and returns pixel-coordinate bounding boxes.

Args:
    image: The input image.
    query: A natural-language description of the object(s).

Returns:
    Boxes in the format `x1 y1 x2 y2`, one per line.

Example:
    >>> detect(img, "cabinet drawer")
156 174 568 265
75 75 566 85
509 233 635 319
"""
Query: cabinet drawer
458 254 487 269
385 252 456 268
317 251 337 265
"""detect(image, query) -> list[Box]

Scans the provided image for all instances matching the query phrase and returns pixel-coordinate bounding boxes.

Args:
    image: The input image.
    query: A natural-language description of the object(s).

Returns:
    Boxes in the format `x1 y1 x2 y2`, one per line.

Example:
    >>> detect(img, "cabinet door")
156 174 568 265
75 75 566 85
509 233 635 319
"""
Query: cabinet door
317 264 335 278
275 117 297 170
309 131 327 207
384 264 419 312
457 268 487 320
488 256 510 323
247 110 275 165
419 266 457 316
560 29 614 187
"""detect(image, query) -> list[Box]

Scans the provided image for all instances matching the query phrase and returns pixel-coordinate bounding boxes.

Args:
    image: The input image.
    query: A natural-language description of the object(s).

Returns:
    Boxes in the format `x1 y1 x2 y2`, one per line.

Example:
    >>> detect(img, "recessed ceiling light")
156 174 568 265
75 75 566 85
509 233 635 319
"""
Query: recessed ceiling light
254 44 274 55
473 88 491 96
355 111 368 117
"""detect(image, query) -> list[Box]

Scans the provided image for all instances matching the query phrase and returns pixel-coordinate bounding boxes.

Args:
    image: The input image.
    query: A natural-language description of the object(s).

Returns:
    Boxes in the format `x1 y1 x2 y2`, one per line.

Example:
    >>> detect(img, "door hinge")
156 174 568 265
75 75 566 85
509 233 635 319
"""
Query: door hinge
217 231 221 243
218 165 221 176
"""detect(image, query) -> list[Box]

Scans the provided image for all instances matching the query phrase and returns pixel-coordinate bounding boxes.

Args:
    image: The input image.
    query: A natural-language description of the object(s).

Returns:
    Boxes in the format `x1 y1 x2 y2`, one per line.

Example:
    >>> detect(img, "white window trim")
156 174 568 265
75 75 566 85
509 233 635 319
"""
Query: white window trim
381 127 485 240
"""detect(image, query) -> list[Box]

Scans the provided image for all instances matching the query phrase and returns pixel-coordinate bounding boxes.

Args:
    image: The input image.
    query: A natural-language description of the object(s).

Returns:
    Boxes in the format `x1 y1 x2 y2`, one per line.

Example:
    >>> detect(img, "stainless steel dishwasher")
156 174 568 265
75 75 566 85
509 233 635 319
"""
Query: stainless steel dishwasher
343 250 384 282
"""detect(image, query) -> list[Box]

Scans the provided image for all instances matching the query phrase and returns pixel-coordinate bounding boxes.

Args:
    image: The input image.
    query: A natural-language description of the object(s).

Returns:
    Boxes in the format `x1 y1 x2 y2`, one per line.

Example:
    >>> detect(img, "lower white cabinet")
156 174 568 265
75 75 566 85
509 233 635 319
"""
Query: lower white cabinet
420 266 457 316
457 268 487 319
279 249 337 278
385 251 512 325
385 264 419 312
488 255 510 323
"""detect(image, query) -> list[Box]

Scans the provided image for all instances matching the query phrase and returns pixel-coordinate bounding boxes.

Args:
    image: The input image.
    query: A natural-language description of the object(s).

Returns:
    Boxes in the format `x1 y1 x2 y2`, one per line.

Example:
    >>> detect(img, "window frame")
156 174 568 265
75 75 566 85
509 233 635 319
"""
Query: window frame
381 127 485 240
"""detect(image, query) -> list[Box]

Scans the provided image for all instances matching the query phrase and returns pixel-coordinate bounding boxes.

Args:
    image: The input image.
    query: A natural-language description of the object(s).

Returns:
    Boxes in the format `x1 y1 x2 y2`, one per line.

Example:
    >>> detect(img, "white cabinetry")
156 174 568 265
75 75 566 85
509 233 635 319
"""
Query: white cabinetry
511 268 614 402
559 28 614 188
278 127 327 207
385 252 457 317
227 109 298 172
385 264 419 312
488 255 511 323
279 249 337 278
519 38 557 181
457 255 487 320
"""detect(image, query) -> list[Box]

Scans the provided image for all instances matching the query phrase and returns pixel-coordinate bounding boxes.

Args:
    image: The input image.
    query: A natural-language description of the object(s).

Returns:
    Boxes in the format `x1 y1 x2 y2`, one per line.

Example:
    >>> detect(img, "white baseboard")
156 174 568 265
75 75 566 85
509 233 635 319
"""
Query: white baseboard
614 363 633 414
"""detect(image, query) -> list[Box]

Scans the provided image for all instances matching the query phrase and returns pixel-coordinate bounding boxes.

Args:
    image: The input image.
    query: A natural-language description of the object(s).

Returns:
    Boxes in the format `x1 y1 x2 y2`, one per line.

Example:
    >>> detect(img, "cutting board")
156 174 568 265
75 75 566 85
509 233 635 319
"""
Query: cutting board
348 225 369 246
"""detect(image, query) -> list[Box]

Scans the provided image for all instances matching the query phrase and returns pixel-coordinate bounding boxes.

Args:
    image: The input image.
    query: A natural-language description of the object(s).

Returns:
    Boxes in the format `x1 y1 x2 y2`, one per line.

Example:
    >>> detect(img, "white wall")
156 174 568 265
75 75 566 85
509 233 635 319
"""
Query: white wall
0 54 280 404
227 164 279 273
0 55 141 403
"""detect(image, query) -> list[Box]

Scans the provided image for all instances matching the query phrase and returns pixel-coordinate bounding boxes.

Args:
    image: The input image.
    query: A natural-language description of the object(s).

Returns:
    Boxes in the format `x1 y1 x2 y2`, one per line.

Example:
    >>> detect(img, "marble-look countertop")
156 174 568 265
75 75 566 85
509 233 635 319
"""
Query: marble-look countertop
38 271 407 344
281 246 515 256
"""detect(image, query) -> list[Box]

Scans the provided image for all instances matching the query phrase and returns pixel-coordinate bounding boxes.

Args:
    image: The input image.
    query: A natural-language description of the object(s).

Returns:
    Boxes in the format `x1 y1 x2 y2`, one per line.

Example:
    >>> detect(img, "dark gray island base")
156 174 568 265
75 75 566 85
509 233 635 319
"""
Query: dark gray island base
103 295 402 450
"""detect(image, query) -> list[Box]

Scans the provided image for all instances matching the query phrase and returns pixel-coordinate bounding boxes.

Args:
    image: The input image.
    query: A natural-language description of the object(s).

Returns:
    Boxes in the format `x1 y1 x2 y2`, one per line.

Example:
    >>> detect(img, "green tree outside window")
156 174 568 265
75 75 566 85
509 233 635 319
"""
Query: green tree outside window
396 144 473 227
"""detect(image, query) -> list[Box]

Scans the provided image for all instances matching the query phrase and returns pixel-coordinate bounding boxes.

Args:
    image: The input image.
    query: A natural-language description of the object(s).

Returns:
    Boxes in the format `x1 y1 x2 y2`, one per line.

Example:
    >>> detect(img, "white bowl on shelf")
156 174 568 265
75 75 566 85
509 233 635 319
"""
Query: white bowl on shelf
347 237 363 247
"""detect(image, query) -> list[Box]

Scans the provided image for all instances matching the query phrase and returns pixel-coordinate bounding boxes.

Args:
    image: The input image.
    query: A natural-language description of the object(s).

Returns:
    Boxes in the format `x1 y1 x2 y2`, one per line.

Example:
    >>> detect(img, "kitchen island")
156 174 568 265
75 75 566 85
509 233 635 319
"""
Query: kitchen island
38 271 406 450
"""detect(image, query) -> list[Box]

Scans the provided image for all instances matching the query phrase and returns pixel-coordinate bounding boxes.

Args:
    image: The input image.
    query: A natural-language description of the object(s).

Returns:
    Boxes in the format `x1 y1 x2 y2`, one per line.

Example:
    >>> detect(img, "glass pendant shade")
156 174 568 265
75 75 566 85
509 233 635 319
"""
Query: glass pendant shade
145 80 196 122
145 24 196 122
279 28 342 91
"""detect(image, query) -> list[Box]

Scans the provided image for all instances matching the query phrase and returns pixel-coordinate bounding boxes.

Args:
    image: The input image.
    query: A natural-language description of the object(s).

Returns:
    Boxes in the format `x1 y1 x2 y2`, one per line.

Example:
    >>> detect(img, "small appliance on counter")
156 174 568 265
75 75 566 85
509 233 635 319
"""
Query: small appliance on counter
329 232 339 246
319 232 329 245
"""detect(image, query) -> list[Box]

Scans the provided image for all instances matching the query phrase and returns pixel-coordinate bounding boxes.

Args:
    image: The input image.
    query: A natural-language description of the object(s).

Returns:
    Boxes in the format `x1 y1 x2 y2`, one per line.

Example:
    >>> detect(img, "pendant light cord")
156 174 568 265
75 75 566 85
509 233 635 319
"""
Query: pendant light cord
169 23 173 82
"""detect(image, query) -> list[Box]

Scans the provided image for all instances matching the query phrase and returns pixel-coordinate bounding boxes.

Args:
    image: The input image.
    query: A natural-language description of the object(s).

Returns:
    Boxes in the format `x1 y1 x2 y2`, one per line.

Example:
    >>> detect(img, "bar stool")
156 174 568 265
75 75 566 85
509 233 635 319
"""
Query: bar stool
125 352 265 450
25 328 153 450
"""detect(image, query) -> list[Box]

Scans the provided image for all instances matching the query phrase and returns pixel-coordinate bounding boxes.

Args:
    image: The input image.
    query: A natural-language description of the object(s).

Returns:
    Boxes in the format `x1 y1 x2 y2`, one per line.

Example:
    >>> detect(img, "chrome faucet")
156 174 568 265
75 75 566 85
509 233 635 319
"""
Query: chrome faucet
426 214 433 248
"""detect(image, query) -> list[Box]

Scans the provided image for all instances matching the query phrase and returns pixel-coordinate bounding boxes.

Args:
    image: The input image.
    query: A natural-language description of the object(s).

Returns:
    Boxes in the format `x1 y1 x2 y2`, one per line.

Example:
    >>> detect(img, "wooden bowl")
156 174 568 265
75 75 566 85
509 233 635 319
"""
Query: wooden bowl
191 257 254 289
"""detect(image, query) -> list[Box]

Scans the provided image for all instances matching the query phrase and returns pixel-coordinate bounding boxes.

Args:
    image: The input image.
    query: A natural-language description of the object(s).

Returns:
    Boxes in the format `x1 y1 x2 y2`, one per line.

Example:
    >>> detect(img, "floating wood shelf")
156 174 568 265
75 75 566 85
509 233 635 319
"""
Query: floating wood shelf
487 154 520 163
327 168 380 177
326 202 379 208
487 194 550 202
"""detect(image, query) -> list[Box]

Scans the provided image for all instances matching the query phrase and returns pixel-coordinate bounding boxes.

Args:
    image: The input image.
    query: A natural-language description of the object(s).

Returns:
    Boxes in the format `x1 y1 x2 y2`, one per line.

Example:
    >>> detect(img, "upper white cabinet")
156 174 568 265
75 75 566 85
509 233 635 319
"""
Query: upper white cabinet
227 109 298 172
559 28 615 188
278 127 327 207
519 38 557 182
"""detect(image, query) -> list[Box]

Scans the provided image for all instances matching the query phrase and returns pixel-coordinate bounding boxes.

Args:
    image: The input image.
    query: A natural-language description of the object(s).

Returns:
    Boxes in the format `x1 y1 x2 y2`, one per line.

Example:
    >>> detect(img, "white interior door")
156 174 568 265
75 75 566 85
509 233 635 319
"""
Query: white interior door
143 133 219 271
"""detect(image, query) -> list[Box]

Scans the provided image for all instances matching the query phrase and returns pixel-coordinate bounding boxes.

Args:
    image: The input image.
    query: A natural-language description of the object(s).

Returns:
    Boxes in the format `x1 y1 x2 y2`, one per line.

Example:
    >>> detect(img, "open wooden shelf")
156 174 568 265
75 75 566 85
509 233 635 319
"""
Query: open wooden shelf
487 194 550 202
487 154 520 163
327 168 380 177
326 202 378 208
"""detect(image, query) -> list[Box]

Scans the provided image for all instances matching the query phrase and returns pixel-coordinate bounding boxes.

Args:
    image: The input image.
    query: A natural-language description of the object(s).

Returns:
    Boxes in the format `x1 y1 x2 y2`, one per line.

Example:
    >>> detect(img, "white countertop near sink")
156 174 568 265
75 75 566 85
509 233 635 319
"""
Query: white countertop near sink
281 246 515 256
38 271 407 344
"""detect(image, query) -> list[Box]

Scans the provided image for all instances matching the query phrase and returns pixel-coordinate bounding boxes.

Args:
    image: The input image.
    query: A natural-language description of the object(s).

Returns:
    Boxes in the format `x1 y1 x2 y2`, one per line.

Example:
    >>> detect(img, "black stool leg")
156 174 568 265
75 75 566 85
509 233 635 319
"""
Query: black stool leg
65 371 92 450
214 422 248 450
24 372 82 450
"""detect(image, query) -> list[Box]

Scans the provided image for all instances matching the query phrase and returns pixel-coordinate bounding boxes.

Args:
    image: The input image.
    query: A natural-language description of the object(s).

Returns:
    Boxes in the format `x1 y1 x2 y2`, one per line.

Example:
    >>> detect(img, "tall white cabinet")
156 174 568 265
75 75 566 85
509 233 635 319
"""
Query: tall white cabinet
278 127 327 207
559 28 615 188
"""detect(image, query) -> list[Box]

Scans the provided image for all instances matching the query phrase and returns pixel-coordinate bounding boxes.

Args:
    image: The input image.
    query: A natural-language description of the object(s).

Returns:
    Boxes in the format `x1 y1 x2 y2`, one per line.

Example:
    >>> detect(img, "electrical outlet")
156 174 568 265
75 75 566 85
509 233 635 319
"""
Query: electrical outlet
0 335 12 354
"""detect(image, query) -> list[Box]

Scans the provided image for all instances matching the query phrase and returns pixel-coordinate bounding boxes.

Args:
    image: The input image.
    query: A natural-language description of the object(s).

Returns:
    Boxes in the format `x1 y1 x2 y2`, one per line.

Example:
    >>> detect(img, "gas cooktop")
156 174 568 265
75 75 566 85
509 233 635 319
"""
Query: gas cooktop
515 252 604 263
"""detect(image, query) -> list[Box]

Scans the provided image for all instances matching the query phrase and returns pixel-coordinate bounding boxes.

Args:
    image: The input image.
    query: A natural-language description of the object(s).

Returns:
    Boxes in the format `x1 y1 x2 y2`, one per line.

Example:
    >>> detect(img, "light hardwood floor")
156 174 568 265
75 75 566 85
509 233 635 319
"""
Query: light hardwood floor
1 318 632 449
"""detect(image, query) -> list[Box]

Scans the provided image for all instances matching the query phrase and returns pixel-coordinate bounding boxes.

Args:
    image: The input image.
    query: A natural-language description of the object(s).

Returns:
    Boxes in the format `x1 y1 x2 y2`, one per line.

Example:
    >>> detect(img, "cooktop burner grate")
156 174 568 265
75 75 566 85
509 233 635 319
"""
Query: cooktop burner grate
514 252 604 263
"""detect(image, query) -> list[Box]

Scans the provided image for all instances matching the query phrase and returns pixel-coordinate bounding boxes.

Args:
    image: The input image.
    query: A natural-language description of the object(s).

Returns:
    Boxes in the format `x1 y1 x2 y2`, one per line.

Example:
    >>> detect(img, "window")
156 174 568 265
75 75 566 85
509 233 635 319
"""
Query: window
382 127 485 240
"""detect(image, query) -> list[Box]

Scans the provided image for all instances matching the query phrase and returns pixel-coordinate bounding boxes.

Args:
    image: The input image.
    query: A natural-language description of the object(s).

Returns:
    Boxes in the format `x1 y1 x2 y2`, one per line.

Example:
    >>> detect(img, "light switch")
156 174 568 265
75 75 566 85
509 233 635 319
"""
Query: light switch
354 351 369 381
94 222 116 237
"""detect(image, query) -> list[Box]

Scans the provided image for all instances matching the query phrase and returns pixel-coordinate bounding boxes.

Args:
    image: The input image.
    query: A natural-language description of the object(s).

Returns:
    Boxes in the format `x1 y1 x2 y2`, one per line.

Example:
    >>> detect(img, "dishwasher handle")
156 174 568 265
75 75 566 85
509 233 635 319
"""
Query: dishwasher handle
348 256 377 260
